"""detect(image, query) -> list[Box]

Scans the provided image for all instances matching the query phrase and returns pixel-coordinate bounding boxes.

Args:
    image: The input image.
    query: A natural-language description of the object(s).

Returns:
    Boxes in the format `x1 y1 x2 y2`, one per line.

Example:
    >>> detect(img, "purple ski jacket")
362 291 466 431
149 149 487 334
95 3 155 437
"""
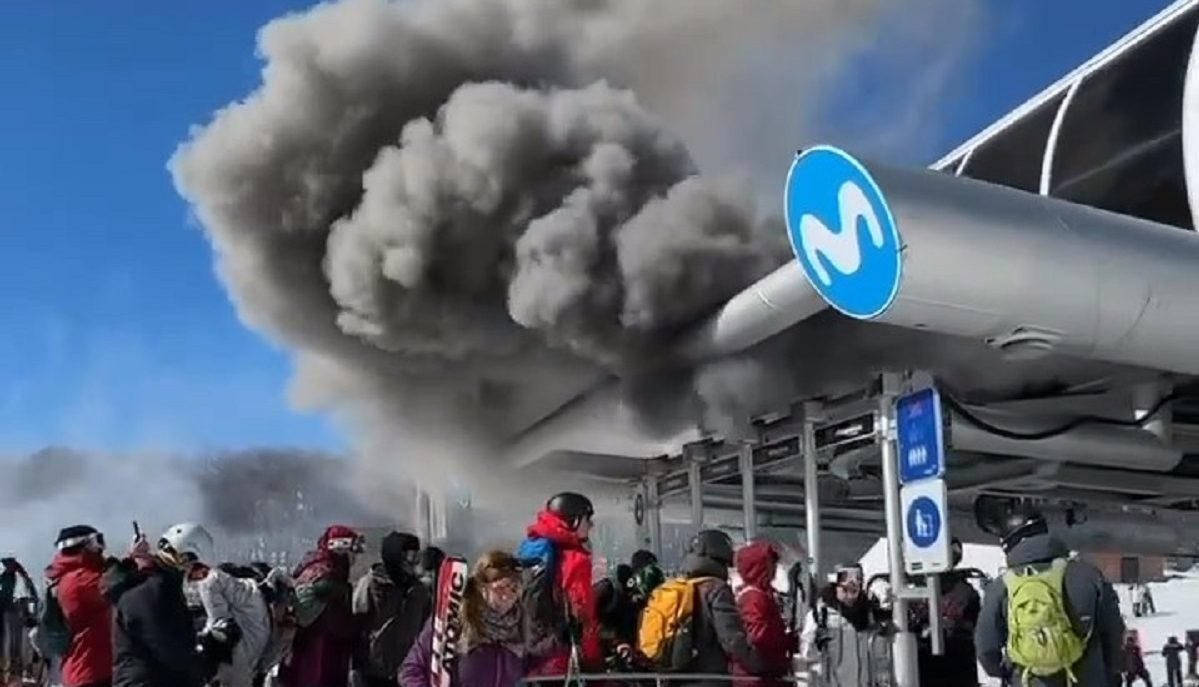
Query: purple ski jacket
399 619 526 687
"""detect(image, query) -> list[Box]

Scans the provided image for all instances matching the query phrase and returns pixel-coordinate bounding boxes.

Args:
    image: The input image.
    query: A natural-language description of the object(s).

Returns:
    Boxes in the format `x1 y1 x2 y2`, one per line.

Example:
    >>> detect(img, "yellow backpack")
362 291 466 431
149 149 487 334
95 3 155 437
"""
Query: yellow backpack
1004 559 1089 684
638 577 715 671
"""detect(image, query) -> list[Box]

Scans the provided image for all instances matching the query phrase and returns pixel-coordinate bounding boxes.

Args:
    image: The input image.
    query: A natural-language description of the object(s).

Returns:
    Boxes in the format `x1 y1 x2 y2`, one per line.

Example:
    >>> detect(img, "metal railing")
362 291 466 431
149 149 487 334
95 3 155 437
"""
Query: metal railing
521 673 811 686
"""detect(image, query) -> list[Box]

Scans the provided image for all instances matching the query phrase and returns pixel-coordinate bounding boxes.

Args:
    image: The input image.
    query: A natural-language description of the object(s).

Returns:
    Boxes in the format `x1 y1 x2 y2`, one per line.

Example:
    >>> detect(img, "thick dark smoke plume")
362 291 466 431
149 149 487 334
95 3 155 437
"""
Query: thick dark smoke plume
171 0 981 497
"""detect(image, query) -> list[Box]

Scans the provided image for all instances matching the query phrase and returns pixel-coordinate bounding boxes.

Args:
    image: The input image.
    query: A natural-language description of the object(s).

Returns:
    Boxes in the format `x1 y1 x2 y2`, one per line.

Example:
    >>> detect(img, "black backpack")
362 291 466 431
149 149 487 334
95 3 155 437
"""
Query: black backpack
517 537 569 647
35 581 72 657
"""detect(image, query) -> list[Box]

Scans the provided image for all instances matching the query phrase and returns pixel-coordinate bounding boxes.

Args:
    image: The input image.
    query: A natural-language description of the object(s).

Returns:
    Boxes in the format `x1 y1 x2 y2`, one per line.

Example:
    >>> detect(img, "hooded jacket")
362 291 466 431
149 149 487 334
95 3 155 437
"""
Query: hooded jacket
103 554 210 687
280 526 359 687
1123 640 1147 674
974 534 1124 687
353 562 431 682
195 566 273 687
594 566 638 652
801 585 893 687
46 550 112 687
732 542 791 686
522 510 601 676
1164 639 1185 669
678 550 765 687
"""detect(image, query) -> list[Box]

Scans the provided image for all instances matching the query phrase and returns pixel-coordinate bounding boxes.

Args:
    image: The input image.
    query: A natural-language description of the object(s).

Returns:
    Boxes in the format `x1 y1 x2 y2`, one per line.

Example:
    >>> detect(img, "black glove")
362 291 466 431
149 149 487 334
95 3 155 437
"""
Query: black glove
814 626 831 651
197 617 243 666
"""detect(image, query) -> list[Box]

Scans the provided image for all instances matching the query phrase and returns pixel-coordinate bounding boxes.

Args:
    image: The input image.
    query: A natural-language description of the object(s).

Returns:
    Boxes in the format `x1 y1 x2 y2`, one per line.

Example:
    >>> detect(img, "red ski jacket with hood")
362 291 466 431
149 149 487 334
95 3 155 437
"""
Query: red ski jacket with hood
280 525 358 687
524 510 602 676
47 550 112 687
732 541 792 686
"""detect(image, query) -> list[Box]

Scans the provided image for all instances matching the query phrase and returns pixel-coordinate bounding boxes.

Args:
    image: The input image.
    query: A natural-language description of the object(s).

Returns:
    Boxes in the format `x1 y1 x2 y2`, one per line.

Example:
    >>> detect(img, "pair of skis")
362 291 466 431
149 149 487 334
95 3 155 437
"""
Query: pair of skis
430 557 469 687
429 555 585 687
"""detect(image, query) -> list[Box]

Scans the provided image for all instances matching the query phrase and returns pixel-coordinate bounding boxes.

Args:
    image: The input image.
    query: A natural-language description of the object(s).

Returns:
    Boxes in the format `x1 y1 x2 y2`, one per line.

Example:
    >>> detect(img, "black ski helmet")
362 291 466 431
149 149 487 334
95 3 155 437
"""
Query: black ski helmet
547 492 595 528
689 529 735 566
999 511 1049 553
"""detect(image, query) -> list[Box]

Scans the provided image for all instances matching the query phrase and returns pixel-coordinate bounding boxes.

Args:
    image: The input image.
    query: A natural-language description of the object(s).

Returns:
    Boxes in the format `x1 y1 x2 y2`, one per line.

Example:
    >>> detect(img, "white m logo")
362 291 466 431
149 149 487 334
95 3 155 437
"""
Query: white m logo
799 180 885 286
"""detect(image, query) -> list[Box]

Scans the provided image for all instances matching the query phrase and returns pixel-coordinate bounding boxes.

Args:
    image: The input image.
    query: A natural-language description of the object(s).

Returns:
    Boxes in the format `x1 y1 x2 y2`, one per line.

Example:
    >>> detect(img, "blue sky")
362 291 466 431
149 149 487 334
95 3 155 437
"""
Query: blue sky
0 1 1175 455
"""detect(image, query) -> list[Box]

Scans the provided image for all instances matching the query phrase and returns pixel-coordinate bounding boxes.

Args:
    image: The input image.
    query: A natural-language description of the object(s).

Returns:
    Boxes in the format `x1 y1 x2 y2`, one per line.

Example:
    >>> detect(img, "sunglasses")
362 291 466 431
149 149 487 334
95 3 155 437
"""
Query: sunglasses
483 578 520 596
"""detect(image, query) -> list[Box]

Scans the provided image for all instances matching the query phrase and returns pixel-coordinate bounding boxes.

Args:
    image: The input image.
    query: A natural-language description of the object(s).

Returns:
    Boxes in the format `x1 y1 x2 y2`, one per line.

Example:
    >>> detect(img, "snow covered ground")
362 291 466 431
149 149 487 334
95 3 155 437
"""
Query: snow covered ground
1120 571 1199 686
859 537 1199 686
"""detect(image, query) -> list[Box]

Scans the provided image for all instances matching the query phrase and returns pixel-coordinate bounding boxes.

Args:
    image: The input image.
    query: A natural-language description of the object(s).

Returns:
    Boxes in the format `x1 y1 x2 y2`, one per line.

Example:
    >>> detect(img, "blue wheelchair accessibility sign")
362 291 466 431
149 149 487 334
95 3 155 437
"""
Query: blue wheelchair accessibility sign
900 479 952 574
906 496 941 548
784 146 903 320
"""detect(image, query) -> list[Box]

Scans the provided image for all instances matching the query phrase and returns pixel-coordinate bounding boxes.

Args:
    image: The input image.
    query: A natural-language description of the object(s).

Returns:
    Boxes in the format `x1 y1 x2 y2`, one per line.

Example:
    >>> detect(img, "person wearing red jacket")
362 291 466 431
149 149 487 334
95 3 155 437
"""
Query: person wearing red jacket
46 525 112 687
280 525 363 687
520 492 602 677
733 540 792 686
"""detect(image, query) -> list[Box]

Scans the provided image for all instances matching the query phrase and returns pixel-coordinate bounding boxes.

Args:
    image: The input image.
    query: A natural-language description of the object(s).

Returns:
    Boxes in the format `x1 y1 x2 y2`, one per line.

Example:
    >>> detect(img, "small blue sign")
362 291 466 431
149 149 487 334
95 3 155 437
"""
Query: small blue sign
906 496 942 549
784 145 902 320
897 387 946 485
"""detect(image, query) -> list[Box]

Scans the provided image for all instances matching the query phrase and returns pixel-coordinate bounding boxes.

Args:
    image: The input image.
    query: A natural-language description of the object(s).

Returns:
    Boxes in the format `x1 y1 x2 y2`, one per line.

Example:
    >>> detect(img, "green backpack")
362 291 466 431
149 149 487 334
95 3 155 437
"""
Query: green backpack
1004 559 1088 684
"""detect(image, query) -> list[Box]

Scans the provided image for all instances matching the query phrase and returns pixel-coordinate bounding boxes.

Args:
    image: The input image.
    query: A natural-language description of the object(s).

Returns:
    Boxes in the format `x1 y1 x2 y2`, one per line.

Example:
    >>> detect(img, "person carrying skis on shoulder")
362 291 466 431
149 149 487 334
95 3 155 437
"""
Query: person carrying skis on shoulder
279 525 362 687
517 492 602 678
103 522 243 687
974 508 1124 687
399 550 529 687
732 540 792 687
352 531 431 687
40 525 112 687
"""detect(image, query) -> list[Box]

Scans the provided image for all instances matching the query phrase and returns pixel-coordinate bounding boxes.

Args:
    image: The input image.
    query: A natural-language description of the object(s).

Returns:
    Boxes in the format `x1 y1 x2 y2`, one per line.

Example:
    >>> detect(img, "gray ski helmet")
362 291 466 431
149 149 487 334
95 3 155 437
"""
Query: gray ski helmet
689 529 735 565
547 492 594 527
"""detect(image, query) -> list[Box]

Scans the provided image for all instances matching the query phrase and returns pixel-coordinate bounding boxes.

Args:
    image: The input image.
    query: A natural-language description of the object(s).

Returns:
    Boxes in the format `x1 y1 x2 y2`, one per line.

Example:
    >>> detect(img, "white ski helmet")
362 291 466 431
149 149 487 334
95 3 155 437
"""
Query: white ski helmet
159 523 215 564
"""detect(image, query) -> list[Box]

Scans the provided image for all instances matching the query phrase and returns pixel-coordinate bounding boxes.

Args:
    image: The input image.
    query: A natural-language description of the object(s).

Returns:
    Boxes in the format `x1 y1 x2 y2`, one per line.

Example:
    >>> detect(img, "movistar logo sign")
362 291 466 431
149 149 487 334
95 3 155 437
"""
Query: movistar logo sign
784 146 902 319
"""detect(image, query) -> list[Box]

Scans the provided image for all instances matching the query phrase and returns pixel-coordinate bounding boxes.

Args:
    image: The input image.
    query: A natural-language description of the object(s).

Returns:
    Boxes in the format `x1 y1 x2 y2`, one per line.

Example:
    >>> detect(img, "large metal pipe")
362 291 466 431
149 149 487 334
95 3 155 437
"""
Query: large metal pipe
836 155 1199 375
949 406 1183 471
673 262 827 363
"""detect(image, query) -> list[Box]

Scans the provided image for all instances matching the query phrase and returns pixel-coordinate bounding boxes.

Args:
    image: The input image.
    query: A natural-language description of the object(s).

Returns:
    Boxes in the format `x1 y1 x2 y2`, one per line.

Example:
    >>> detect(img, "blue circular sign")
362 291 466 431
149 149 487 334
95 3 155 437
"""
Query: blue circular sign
784 145 902 319
906 496 942 548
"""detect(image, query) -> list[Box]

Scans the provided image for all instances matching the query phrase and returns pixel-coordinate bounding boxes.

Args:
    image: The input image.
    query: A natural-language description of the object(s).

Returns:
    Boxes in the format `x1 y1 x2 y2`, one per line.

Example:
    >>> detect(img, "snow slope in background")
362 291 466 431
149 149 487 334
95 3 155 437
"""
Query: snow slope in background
1121 571 1199 685
860 537 1199 686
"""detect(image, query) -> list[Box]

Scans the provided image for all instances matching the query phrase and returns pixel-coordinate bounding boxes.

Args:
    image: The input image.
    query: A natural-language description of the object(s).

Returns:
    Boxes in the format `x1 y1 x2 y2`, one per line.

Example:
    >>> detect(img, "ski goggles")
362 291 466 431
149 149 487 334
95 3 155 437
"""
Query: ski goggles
326 535 365 554
57 531 105 552
835 566 864 586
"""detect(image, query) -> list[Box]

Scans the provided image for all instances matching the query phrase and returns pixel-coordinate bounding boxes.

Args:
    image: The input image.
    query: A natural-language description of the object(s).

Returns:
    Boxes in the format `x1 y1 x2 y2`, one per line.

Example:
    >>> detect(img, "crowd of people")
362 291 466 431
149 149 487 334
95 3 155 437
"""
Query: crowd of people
0 493 1166 687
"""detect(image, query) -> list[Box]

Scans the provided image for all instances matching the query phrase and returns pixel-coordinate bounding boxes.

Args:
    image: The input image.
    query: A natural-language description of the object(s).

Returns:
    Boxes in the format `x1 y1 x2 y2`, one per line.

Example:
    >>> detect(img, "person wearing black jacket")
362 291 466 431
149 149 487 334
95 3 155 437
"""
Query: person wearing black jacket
912 539 981 687
593 564 637 668
679 530 765 687
102 524 240 687
1164 636 1186 687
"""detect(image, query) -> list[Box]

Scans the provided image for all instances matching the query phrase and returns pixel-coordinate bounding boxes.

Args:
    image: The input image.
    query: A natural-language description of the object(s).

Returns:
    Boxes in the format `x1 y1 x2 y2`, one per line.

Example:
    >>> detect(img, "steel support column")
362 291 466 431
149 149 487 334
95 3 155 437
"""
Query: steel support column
689 457 704 534
802 401 823 579
739 442 758 540
880 373 918 687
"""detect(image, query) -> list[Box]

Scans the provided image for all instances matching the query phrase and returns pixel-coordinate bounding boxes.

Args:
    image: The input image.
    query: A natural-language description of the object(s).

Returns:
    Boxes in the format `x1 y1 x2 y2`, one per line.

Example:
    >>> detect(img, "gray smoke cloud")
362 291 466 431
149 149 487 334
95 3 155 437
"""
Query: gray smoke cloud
0 447 388 573
171 0 982 499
